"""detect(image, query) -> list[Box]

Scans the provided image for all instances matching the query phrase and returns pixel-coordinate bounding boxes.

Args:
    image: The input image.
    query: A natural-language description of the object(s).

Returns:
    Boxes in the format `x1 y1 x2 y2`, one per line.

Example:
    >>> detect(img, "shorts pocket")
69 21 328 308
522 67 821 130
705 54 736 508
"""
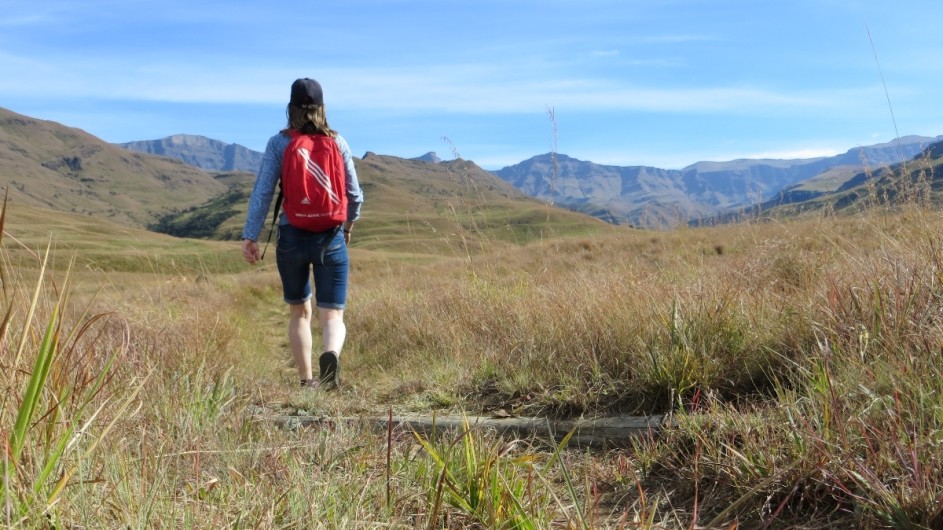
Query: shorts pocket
326 239 344 252
276 226 301 252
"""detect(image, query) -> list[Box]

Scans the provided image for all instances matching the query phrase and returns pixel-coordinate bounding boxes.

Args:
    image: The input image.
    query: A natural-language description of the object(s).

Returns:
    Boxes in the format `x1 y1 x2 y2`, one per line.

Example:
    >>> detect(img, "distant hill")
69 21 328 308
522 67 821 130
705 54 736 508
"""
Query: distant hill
494 136 943 227
114 126 943 229
119 134 264 173
11 103 942 239
411 152 443 164
732 139 943 220
150 150 612 252
0 107 227 226
0 106 609 254
495 154 707 227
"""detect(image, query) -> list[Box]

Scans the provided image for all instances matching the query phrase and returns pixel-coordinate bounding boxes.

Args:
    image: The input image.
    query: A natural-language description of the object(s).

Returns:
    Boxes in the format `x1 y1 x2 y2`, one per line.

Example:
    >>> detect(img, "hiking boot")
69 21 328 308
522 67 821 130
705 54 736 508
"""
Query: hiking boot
319 351 340 390
300 379 320 389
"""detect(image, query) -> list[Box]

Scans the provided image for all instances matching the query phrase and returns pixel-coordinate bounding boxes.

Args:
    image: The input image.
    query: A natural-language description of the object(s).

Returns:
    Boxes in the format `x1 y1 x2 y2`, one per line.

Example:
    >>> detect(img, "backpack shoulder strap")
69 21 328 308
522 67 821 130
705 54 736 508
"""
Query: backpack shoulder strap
270 130 307 225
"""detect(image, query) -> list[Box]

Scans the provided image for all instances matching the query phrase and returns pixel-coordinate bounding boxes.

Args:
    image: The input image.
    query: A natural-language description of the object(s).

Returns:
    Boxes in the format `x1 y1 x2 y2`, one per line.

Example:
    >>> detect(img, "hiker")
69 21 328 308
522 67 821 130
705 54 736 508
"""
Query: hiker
241 78 364 390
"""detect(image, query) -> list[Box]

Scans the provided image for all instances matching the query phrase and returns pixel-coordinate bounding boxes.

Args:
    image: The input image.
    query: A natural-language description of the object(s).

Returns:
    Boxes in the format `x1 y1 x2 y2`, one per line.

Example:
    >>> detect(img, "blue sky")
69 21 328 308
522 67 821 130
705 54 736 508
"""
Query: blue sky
2 0 942 170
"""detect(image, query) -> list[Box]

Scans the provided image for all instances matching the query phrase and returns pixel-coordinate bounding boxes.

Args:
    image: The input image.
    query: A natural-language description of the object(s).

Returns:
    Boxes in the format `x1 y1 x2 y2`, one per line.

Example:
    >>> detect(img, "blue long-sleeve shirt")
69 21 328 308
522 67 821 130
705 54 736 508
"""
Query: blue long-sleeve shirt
241 132 364 241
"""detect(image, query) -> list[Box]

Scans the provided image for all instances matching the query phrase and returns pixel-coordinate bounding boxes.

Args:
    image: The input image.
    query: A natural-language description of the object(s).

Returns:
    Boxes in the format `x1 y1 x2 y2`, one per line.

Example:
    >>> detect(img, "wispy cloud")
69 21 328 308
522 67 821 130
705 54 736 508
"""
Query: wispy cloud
0 49 869 118
0 14 50 27
572 145 848 170
634 33 719 44
4 0 940 169
740 148 843 160
320 66 877 117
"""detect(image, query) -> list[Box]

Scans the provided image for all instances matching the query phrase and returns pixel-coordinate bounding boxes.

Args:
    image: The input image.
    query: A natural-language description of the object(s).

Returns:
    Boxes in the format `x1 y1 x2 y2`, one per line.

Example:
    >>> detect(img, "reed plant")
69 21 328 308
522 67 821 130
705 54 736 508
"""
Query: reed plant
0 193 138 527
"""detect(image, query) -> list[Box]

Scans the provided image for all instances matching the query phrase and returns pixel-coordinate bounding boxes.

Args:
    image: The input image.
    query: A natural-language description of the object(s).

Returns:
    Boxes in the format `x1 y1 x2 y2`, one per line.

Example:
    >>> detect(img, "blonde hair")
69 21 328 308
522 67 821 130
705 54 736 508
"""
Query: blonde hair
285 104 336 137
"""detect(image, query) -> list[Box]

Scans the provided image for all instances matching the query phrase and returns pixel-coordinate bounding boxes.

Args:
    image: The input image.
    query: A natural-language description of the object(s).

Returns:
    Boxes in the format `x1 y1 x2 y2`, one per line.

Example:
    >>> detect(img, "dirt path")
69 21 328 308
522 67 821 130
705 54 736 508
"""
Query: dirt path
262 410 669 448
247 292 667 448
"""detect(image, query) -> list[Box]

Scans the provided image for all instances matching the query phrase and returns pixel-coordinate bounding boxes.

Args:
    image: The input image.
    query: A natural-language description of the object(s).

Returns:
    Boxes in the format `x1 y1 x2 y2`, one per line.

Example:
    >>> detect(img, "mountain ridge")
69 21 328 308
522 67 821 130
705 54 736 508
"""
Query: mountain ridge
0 107 608 252
6 105 942 232
113 130 943 229
120 134 263 173
495 136 943 227
114 129 943 228
723 139 943 221
149 149 610 249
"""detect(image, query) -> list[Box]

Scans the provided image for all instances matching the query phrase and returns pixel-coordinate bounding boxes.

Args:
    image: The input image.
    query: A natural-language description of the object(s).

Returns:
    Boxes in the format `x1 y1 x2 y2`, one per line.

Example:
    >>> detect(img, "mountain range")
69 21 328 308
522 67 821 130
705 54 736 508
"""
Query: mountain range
120 134 263 173
745 139 943 219
122 132 943 228
3 106 943 235
494 136 943 226
0 107 607 251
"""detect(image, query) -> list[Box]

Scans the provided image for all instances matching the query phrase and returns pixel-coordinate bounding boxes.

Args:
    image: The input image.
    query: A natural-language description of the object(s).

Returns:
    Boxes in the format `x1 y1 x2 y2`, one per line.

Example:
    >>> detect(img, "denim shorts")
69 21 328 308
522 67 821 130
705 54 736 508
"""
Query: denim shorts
275 224 349 309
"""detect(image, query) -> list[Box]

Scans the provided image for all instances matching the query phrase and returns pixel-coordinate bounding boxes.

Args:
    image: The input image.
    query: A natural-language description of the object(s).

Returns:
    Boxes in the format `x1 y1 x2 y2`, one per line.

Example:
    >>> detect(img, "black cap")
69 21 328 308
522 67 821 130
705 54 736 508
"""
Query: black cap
290 78 323 107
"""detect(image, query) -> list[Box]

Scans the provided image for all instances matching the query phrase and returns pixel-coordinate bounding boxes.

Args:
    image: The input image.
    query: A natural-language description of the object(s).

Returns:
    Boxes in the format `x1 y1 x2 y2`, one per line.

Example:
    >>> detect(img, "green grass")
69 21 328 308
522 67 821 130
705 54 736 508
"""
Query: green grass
3 202 244 275
789 165 861 192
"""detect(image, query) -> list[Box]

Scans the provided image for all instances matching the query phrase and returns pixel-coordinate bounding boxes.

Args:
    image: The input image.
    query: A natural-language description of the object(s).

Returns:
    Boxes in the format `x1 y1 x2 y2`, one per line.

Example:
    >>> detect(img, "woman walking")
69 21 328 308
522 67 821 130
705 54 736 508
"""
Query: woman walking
241 78 364 390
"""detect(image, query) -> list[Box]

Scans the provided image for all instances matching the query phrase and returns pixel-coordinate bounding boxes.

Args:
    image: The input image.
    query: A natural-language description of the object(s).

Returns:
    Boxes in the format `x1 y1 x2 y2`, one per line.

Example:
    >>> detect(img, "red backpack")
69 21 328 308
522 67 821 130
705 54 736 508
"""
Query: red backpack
275 130 347 233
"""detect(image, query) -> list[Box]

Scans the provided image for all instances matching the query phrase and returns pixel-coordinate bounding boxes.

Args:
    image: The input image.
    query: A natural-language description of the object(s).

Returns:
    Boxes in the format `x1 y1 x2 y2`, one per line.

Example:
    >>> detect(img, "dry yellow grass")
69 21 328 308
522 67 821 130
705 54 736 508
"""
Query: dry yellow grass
4 198 943 527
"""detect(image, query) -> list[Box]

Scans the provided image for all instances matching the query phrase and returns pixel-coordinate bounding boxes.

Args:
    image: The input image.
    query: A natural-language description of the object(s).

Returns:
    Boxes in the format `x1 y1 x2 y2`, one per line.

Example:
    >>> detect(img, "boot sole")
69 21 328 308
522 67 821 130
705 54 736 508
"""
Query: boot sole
319 351 339 390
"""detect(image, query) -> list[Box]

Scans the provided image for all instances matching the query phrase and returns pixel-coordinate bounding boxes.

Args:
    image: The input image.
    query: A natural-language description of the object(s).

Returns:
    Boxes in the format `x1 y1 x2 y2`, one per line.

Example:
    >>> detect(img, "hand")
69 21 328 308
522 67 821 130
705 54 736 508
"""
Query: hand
242 239 261 264
343 230 351 245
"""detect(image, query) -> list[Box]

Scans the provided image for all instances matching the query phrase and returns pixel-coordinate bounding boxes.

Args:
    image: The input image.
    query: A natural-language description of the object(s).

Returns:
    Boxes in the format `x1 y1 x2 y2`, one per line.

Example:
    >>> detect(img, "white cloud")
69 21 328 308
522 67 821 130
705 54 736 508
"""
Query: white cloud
0 47 880 119
313 68 861 116
0 14 49 27
740 148 843 160
568 143 852 170
634 34 718 44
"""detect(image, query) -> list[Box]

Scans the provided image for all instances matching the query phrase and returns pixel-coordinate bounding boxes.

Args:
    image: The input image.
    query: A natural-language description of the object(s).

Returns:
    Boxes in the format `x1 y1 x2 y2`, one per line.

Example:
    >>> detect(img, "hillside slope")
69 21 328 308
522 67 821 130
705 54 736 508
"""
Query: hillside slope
728 139 943 219
353 153 610 251
0 200 243 275
0 107 226 226
152 151 615 253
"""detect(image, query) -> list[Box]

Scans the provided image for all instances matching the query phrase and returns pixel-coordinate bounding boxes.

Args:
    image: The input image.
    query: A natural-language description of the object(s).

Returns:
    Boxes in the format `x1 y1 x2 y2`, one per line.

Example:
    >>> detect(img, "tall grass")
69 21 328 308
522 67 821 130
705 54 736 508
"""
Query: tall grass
0 195 135 526
3 154 943 527
340 167 943 526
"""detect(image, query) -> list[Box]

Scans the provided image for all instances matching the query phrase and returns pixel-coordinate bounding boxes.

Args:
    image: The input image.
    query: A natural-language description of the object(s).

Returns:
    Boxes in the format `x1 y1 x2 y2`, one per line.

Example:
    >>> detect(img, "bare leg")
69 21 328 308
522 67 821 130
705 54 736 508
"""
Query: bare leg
318 307 346 355
288 301 313 381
